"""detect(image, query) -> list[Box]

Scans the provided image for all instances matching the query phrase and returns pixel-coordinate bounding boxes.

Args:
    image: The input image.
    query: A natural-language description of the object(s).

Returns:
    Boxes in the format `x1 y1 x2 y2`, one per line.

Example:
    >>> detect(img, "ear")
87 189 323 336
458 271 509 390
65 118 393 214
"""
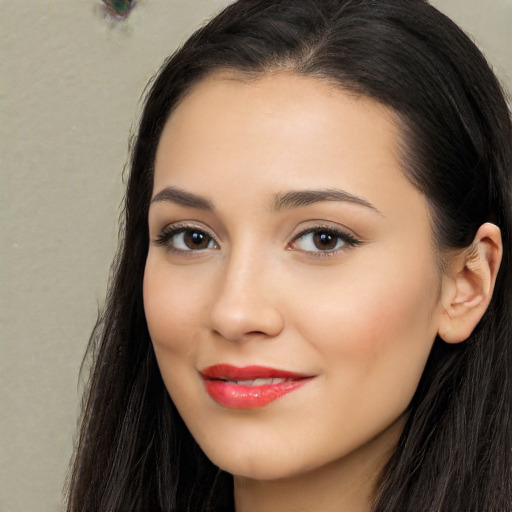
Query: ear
438 223 502 344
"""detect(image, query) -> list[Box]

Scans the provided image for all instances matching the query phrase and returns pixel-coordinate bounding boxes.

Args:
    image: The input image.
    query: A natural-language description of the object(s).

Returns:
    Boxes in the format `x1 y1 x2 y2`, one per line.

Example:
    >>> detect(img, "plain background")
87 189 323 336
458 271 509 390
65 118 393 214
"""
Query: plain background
1 1 510 511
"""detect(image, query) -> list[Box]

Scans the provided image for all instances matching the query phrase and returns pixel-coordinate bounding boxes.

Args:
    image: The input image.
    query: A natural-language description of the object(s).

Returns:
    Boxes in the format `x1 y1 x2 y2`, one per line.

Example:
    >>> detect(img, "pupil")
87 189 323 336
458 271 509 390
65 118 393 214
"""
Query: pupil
185 230 209 249
314 232 336 250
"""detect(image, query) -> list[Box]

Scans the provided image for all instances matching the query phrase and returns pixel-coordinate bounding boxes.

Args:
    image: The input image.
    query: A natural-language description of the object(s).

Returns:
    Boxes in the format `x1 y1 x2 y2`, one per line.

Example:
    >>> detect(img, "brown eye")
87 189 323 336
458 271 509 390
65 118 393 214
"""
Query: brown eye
182 230 214 250
312 231 339 251
165 228 217 252
291 228 360 255
155 226 218 252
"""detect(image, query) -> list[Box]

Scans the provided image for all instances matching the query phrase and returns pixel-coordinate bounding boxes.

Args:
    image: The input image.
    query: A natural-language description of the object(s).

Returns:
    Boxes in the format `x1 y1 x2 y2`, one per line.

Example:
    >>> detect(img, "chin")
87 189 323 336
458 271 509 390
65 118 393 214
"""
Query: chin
201 441 326 482
218 458 305 482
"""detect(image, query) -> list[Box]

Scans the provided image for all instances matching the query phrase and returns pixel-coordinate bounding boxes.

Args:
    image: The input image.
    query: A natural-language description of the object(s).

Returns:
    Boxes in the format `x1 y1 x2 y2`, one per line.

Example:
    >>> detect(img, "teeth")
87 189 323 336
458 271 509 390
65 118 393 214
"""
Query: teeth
226 378 287 386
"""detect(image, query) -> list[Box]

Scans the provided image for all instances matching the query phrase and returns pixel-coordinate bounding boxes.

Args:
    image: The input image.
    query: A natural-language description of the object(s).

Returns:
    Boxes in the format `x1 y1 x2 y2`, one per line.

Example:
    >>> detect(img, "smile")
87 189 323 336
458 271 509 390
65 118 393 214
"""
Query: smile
200 364 313 409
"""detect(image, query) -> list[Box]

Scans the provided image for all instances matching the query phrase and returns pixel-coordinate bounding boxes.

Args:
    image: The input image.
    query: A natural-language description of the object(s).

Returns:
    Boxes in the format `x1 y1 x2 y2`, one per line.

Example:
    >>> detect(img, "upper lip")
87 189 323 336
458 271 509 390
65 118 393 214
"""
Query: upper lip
200 364 311 380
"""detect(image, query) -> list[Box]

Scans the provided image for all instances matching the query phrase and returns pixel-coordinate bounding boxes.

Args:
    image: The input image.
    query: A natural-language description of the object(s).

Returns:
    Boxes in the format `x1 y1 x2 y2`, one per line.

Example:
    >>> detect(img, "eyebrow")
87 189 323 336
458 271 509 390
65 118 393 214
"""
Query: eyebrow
271 189 382 215
150 187 214 210
150 186 381 215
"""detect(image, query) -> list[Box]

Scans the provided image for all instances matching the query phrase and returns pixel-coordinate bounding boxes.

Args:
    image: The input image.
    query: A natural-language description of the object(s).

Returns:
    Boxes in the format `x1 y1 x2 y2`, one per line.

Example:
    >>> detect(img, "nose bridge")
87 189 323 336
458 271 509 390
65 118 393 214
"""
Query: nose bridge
207 243 284 341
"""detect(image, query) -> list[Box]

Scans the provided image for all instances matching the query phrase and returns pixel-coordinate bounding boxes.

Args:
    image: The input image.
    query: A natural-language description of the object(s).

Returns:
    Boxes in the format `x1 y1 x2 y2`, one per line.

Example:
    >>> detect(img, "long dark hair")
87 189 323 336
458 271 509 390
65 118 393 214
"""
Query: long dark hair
66 1 512 510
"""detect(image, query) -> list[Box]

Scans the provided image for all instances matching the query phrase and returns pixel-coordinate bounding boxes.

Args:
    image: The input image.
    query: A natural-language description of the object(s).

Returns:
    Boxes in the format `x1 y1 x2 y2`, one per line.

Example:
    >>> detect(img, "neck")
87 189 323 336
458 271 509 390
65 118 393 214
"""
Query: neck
233 417 403 512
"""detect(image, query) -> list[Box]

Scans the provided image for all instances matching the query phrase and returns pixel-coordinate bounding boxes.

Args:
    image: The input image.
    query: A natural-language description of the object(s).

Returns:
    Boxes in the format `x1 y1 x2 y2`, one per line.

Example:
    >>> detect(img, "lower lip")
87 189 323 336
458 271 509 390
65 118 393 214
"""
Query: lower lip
203 378 311 408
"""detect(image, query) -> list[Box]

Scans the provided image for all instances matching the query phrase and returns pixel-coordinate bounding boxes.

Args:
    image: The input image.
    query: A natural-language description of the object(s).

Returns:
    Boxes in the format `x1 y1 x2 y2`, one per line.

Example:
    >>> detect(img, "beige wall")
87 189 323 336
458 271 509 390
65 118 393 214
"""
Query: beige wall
1 1 510 511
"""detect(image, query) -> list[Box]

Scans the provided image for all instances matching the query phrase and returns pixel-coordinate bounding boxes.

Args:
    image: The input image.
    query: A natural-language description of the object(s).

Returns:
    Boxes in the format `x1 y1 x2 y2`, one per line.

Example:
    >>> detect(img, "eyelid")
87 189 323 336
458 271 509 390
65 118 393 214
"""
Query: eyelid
154 221 219 252
152 220 362 257
288 223 362 256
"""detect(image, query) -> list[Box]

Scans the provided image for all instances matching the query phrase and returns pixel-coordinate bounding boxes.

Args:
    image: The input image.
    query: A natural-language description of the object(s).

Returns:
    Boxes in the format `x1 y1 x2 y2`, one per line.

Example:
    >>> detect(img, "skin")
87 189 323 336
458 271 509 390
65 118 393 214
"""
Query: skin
143 72 501 512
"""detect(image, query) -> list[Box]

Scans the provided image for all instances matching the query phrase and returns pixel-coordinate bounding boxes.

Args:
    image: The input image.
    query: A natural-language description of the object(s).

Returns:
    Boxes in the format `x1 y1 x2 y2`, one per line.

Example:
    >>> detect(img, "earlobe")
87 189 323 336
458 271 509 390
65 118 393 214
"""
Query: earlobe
438 223 502 344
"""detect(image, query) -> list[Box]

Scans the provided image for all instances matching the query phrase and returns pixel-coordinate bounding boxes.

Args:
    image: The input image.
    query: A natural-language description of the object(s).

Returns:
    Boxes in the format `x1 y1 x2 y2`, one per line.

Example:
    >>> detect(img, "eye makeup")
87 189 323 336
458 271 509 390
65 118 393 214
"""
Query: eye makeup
154 222 218 253
289 226 362 258
153 220 362 258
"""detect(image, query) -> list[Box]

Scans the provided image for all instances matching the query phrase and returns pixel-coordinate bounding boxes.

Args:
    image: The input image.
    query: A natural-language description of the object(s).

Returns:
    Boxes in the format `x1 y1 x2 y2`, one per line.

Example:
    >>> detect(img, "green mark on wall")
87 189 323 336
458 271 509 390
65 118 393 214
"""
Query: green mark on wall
101 0 135 20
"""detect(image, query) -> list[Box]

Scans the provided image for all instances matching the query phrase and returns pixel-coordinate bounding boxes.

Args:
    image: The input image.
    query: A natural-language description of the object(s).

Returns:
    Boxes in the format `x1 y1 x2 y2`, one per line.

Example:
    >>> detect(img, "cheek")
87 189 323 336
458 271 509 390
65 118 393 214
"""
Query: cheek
292 254 440 405
143 259 213 419
143 259 206 362
298 259 437 338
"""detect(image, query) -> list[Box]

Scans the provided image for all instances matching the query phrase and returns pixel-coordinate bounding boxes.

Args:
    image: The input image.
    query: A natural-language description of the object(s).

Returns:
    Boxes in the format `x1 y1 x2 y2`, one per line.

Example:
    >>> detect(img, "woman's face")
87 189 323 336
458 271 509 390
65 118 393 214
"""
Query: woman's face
144 72 443 481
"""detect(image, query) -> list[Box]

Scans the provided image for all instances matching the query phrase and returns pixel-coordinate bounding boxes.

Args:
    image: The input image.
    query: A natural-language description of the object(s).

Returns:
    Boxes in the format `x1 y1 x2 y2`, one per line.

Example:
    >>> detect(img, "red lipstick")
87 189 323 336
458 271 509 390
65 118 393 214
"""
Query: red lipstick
200 364 312 409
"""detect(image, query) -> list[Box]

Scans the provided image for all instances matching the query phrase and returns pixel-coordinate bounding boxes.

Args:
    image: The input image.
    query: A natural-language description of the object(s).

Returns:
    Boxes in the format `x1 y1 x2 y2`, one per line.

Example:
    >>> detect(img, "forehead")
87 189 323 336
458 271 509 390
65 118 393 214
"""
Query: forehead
158 71 401 156
153 71 427 229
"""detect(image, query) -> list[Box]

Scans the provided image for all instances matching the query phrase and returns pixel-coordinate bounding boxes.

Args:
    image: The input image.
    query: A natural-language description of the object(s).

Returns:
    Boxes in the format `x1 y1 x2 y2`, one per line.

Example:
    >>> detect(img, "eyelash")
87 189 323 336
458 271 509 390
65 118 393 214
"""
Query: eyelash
154 223 218 253
289 226 362 258
154 223 361 256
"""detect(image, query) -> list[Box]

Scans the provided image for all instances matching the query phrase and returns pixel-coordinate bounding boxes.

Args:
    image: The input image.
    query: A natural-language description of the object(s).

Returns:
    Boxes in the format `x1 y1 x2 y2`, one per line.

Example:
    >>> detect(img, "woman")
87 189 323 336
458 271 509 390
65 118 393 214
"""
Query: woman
66 1 512 511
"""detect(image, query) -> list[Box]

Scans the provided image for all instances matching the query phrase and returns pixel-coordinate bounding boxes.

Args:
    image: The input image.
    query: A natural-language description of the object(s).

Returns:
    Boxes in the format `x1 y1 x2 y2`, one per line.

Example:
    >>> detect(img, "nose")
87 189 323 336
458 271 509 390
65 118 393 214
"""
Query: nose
207 253 285 342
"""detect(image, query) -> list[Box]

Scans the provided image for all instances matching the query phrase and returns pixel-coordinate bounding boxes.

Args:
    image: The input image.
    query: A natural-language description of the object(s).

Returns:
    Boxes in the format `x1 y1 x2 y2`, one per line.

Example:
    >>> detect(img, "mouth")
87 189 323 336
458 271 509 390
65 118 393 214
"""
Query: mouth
200 364 314 409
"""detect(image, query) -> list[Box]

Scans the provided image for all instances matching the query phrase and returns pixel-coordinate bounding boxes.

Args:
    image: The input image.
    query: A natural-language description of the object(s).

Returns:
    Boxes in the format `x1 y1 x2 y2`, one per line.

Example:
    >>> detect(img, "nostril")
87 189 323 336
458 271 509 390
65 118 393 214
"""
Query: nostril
208 304 285 342
207 269 285 341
